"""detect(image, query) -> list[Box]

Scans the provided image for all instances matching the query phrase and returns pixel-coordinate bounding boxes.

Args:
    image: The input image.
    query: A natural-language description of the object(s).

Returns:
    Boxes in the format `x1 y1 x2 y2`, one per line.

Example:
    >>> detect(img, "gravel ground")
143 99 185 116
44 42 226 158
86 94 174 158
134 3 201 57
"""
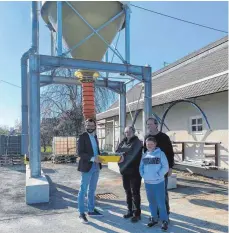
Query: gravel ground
0 162 227 233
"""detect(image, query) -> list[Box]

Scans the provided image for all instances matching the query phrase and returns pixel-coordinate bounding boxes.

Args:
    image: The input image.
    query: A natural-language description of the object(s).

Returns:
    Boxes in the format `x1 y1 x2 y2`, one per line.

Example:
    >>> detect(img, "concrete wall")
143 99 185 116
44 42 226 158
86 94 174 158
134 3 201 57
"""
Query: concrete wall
98 92 228 169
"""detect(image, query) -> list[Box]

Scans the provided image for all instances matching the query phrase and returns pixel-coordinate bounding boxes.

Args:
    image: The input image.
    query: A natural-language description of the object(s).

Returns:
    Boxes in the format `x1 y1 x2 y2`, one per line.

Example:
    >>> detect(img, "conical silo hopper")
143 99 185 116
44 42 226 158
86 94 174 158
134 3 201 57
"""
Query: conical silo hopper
41 1 125 61
41 1 126 119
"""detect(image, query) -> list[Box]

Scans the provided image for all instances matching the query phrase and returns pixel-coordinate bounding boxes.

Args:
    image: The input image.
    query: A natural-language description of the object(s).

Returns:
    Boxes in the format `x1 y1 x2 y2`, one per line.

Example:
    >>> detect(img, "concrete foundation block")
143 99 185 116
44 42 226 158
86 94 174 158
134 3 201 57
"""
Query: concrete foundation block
167 173 177 189
25 165 50 204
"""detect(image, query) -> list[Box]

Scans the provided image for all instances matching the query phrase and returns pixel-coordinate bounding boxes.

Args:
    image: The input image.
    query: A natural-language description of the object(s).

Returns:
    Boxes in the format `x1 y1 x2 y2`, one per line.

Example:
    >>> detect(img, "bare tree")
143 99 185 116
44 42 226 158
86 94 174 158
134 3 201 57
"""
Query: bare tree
40 119 56 152
95 86 117 113
14 119 22 134
41 84 83 136
0 125 9 135
40 68 116 136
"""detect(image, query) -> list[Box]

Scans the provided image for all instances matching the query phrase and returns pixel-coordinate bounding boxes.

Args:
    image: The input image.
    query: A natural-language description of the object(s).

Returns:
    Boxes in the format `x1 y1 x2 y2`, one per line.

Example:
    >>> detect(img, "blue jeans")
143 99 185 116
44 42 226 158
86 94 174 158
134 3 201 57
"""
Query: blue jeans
78 163 100 214
145 181 168 222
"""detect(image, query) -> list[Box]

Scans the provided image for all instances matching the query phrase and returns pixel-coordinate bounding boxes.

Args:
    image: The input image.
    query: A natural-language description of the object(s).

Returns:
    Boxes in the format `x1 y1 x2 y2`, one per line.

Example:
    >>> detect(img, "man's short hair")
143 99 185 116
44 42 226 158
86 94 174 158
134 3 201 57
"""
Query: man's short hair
146 136 157 144
125 126 136 134
146 117 158 125
85 118 96 126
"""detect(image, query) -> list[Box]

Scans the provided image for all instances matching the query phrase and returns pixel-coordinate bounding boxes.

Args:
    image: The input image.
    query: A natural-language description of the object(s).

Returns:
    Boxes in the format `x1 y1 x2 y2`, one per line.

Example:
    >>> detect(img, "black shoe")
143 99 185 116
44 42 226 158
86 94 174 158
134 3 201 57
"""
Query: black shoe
123 211 133 219
131 215 141 223
88 209 103 217
161 221 168 231
79 213 89 224
147 217 158 227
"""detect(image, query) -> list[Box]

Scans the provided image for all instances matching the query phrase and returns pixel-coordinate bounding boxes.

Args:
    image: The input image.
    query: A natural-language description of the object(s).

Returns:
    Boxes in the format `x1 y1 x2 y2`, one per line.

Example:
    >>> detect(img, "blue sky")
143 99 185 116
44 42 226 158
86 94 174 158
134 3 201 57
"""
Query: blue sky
0 1 228 127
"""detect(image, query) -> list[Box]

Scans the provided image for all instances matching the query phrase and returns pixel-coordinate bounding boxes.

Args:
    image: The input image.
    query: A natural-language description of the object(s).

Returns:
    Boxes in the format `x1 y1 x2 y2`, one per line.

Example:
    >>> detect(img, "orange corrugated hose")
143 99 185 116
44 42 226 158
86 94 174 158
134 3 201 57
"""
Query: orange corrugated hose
81 82 95 119
75 70 99 120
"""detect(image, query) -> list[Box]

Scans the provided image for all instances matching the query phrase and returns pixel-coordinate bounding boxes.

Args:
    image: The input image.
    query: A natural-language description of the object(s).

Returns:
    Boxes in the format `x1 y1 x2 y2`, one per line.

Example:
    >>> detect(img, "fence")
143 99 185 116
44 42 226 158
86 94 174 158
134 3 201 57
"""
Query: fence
0 135 23 166
0 135 21 156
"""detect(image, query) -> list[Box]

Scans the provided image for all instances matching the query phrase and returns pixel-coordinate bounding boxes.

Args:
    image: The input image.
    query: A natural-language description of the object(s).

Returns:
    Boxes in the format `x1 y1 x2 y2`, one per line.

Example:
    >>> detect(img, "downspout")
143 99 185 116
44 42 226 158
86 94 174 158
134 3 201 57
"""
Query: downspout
21 1 39 165
21 48 34 156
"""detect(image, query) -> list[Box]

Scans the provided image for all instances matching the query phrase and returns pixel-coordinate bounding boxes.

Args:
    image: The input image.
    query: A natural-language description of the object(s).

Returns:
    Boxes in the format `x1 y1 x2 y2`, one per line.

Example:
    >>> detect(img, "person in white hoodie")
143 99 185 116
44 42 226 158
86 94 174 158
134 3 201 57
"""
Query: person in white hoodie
139 136 169 231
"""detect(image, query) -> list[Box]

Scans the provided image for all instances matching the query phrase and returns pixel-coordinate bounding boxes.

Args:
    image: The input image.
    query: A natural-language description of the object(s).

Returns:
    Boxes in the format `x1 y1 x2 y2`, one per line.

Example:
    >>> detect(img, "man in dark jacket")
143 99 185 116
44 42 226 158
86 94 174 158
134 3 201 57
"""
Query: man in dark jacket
143 117 174 217
116 126 143 223
77 118 103 224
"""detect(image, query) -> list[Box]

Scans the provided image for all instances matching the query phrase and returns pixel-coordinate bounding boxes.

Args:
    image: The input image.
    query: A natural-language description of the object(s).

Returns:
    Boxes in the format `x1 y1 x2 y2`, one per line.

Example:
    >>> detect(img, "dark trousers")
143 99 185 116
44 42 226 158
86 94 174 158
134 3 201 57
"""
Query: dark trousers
122 173 142 216
157 176 170 216
165 176 170 214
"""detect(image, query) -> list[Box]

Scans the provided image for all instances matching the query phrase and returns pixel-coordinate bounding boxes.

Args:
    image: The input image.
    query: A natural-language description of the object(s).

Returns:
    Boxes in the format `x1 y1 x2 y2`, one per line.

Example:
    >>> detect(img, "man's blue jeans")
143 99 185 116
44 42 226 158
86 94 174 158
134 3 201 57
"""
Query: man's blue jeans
78 163 100 214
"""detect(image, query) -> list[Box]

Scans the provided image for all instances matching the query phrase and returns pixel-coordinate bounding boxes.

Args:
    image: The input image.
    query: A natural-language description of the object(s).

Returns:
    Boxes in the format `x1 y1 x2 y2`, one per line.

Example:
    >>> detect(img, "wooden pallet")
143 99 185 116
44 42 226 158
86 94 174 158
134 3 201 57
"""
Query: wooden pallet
0 158 13 166
0 155 23 166
52 155 77 164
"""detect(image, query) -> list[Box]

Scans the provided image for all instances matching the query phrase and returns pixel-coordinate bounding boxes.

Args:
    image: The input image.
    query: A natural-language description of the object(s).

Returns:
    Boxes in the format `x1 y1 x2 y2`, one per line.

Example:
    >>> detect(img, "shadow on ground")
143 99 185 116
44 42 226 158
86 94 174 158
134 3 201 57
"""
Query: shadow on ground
31 177 228 233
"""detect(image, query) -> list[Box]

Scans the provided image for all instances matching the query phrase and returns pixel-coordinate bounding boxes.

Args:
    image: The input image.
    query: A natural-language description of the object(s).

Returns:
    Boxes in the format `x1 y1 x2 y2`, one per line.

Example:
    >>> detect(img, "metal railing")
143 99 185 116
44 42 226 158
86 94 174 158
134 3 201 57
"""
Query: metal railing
172 141 221 167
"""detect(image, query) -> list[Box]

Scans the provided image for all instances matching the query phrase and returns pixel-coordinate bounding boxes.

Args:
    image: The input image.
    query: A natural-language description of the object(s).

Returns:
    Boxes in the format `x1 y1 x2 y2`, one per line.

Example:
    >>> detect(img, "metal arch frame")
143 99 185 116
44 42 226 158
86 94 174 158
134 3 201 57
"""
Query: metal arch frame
160 99 211 132
21 2 152 179
131 109 170 131
152 112 170 131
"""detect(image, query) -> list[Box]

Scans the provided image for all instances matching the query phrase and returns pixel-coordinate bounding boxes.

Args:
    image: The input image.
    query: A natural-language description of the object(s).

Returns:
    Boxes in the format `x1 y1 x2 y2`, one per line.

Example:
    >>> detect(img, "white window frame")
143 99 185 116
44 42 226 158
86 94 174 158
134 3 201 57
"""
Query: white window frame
190 115 204 134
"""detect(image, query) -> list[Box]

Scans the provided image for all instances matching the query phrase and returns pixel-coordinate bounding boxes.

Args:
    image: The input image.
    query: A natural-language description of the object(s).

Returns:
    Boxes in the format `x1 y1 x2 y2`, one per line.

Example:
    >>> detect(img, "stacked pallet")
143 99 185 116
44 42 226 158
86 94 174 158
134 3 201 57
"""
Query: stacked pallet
0 135 21 156
0 155 23 166
51 155 77 164
52 137 77 164
0 135 23 166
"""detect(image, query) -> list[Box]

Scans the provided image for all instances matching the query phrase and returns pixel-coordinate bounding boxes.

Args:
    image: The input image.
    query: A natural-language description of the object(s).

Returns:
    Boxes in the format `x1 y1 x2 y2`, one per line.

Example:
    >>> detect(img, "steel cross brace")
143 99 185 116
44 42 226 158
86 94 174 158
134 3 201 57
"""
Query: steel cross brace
62 9 125 57
40 75 124 94
38 54 144 80
65 1 125 63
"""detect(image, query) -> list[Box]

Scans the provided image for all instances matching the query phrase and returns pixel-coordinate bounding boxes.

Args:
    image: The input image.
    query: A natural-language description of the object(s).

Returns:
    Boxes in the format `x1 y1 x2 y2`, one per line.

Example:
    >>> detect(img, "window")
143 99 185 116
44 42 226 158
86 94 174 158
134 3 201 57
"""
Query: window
190 116 203 133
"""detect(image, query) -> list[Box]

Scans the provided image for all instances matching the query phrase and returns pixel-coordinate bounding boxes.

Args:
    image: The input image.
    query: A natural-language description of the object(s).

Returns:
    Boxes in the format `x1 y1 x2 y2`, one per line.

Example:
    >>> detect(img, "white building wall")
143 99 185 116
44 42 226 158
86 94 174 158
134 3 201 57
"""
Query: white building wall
99 92 228 168
159 91 228 169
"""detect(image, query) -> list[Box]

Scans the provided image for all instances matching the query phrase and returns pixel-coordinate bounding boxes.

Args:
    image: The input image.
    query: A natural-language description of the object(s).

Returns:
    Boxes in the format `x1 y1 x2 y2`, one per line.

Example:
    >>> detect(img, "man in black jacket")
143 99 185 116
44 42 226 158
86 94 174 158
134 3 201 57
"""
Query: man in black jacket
77 118 103 224
143 117 174 217
116 126 143 223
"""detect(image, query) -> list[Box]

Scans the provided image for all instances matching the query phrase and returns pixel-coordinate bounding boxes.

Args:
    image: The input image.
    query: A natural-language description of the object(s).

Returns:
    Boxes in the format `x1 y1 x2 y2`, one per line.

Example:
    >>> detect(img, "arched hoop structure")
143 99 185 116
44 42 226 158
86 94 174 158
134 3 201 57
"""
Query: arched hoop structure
160 99 211 132
152 112 170 131
131 109 170 131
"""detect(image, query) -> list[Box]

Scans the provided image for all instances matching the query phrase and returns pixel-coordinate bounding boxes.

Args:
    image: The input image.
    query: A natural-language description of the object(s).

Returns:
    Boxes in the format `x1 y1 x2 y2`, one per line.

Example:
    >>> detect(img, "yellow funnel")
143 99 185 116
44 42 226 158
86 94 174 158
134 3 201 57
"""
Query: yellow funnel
41 1 125 62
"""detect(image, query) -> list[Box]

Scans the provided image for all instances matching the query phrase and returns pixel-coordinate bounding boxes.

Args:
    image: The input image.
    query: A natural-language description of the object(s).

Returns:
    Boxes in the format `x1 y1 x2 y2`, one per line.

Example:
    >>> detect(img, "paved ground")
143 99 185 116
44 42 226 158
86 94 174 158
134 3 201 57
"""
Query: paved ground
0 162 228 233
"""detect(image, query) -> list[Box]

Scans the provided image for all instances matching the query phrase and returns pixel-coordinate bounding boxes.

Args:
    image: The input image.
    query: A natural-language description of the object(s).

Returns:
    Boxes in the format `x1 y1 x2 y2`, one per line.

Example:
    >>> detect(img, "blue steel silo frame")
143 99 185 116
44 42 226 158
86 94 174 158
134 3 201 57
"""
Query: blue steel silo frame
21 1 152 178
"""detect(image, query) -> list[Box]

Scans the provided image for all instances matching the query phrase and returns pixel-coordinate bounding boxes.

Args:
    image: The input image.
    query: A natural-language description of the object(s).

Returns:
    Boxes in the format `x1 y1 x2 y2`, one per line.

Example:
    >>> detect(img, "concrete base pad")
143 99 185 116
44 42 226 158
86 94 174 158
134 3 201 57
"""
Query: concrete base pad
174 162 228 181
25 165 49 204
108 162 177 189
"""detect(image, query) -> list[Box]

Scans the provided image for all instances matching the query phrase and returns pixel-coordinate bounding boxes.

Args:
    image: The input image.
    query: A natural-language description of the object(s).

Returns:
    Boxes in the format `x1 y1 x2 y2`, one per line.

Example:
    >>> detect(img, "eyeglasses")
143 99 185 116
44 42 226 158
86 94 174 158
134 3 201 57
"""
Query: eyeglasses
86 126 95 128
